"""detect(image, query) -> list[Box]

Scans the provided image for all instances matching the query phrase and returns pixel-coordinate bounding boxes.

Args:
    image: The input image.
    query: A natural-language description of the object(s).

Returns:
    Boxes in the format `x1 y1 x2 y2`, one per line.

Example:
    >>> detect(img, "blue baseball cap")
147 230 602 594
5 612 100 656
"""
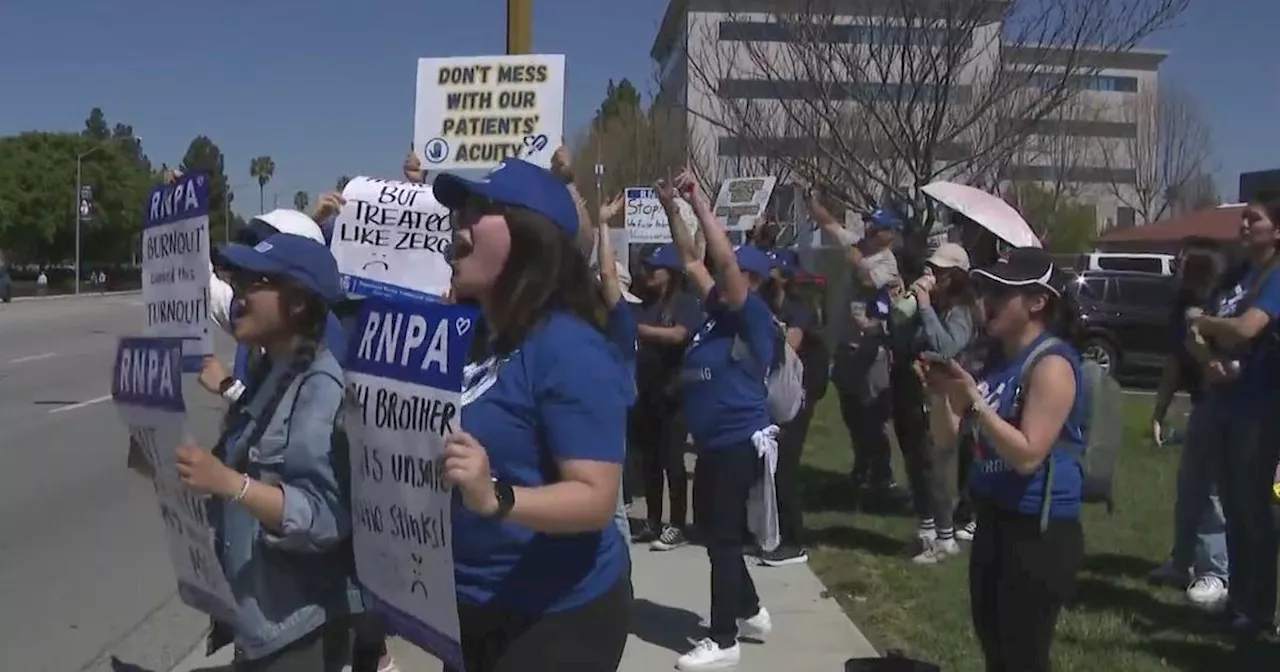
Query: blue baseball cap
214 233 345 306
433 158 579 239
865 207 904 231
769 248 801 276
734 244 775 278
644 244 683 271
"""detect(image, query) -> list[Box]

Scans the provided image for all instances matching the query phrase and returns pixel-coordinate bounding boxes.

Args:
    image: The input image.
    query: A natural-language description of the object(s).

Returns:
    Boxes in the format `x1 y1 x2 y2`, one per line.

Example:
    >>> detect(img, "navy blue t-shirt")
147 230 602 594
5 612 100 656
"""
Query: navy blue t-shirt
681 287 777 451
968 333 1086 518
636 292 704 398
454 312 633 613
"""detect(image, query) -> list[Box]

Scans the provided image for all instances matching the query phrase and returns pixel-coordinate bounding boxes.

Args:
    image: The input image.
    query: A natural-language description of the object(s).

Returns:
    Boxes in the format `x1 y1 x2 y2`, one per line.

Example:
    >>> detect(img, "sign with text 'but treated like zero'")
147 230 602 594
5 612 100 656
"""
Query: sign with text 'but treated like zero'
331 177 452 302
143 173 212 371
415 54 565 171
113 337 236 623
343 299 479 671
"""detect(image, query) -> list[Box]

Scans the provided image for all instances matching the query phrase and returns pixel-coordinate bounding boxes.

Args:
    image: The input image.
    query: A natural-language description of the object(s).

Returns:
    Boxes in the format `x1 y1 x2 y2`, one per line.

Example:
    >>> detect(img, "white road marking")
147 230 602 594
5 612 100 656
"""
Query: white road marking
48 394 112 414
8 352 56 364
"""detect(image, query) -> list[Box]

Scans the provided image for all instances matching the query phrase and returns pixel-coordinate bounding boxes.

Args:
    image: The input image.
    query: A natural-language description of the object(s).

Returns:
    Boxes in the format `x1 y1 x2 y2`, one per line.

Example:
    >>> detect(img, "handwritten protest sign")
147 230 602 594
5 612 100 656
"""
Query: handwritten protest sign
143 173 212 371
713 176 779 229
415 54 566 171
331 177 452 302
113 337 236 623
344 299 478 670
623 187 699 245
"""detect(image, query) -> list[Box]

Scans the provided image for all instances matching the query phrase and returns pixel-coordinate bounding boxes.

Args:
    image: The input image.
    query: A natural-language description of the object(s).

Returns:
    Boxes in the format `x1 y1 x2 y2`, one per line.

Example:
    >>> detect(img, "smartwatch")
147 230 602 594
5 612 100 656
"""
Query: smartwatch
489 477 515 520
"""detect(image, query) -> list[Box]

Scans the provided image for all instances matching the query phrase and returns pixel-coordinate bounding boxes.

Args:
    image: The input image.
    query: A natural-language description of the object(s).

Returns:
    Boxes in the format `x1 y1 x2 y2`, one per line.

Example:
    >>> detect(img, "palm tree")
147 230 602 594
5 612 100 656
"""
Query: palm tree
249 156 275 213
336 175 351 192
293 190 309 211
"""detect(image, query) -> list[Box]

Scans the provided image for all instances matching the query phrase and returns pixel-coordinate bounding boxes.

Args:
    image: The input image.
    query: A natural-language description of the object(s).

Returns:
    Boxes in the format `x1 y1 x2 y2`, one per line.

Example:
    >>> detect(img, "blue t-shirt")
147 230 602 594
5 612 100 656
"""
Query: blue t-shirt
454 312 633 613
606 302 639 366
1206 264 1280 400
681 287 777 451
968 333 1086 518
233 313 348 380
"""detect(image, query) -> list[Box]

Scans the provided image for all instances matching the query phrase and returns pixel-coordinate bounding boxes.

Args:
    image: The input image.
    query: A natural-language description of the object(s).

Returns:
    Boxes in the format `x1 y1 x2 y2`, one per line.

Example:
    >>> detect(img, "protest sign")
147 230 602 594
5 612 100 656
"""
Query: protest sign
143 173 212 371
343 298 479 670
113 336 236 623
623 187 698 245
415 54 566 171
713 177 779 227
331 177 452 302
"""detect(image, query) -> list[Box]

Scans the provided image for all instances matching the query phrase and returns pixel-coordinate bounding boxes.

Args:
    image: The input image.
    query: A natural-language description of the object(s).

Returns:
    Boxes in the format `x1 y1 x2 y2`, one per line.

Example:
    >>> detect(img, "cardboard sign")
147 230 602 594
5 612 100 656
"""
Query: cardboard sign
143 173 212 371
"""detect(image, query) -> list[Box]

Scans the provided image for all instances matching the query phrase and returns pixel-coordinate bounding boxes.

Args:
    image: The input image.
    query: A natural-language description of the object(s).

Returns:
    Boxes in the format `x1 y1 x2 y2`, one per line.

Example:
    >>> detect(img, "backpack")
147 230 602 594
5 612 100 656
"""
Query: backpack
734 318 805 424
1015 337 1124 532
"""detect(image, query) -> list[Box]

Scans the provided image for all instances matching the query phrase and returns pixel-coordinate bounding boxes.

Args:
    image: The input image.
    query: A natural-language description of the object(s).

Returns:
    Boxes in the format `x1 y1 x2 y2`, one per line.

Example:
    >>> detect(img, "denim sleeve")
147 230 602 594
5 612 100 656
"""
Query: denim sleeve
262 374 348 552
919 305 974 358
535 331 631 464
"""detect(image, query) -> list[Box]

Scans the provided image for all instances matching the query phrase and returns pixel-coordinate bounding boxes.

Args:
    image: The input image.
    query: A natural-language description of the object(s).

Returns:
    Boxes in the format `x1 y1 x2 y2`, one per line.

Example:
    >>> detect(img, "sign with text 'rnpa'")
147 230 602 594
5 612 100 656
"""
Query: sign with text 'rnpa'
343 299 479 671
415 54 566 171
623 187 698 245
143 172 212 371
331 177 452 302
112 337 236 623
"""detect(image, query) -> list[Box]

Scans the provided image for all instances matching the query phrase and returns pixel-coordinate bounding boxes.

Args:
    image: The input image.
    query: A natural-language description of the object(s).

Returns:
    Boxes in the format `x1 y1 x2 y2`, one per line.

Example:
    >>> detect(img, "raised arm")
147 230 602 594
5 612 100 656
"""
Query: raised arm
678 170 749 310
656 176 713 300
596 194 625 308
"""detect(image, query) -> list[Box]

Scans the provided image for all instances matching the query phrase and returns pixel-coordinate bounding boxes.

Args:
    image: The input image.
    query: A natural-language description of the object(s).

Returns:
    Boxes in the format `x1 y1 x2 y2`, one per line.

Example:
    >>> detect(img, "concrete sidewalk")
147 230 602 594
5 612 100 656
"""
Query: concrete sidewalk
168 537 876 671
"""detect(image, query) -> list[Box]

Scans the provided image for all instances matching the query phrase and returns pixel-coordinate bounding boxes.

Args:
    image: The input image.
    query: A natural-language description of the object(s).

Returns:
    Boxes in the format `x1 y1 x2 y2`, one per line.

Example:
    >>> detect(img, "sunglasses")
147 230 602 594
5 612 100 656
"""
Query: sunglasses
447 196 508 263
227 271 278 293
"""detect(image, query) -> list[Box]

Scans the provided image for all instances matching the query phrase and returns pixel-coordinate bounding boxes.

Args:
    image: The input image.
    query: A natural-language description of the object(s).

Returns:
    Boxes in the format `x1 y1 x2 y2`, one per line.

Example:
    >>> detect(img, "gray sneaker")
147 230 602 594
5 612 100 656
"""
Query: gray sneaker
650 525 689 551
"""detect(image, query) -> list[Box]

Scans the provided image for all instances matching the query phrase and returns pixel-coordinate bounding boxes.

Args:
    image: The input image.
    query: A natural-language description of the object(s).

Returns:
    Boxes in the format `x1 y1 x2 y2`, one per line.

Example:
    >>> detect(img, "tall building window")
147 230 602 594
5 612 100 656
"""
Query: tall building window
1026 72 1139 93
718 20 967 48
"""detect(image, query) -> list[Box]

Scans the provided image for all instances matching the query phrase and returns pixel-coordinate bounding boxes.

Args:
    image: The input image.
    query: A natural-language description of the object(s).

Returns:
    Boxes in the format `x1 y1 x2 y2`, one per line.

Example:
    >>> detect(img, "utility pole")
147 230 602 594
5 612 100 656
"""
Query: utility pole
506 0 532 54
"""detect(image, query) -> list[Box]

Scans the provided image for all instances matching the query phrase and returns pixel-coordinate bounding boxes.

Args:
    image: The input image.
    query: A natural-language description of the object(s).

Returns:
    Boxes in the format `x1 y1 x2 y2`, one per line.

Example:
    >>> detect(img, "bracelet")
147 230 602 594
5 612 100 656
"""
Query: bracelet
231 474 251 502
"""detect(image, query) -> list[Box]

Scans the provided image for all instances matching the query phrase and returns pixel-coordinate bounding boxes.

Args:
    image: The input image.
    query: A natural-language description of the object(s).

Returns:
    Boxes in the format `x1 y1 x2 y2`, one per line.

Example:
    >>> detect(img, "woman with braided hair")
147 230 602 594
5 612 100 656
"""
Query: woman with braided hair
165 232 365 670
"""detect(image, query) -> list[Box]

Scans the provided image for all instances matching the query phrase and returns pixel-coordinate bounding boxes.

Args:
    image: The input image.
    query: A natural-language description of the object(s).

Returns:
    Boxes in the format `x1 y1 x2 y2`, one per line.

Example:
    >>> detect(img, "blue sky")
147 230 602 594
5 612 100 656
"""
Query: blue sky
0 0 1274 216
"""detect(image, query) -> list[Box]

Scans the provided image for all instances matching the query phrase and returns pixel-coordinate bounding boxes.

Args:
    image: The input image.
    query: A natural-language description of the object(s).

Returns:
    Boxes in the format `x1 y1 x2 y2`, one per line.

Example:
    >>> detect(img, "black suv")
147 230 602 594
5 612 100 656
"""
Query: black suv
1068 269 1177 376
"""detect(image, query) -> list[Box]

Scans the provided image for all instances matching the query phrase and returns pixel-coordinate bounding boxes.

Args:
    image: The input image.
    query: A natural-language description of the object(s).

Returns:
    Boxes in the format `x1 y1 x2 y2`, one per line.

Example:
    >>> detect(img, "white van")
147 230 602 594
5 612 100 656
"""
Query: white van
1077 252 1176 276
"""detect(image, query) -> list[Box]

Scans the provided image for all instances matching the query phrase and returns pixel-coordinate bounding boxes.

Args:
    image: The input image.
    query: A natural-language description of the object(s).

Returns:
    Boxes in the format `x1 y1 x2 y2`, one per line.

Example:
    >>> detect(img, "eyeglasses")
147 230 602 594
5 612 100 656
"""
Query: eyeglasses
448 195 506 231
227 272 277 293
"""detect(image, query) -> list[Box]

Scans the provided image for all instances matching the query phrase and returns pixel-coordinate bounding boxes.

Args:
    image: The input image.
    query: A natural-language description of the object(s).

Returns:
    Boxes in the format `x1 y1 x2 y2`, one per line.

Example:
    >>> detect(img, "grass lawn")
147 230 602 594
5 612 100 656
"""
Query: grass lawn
799 392 1280 671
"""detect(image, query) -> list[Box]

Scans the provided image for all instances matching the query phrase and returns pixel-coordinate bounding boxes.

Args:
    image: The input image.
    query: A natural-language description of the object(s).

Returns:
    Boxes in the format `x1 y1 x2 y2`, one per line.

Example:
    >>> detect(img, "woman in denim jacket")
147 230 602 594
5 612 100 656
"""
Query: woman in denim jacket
174 232 362 670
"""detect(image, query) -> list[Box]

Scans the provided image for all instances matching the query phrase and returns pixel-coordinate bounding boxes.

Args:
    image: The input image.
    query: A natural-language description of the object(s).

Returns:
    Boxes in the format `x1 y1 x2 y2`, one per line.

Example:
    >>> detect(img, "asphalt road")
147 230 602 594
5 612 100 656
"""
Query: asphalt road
0 294 230 672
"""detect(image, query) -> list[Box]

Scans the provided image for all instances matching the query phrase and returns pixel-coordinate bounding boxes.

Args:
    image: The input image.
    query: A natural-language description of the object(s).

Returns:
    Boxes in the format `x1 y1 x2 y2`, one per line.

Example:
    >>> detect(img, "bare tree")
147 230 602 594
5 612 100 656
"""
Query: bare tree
1097 83 1215 224
569 102 702 210
684 0 1189 247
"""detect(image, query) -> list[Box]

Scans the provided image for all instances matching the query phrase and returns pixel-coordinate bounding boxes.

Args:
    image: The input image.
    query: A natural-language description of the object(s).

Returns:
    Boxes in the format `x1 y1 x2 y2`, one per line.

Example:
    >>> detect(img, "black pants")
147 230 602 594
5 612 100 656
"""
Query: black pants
954 436 975 526
832 345 894 486
694 445 762 648
350 613 388 672
776 400 816 546
633 396 690 528
446 577 630 672
969 503 1084 672
890 362 934 522
234 618 354 672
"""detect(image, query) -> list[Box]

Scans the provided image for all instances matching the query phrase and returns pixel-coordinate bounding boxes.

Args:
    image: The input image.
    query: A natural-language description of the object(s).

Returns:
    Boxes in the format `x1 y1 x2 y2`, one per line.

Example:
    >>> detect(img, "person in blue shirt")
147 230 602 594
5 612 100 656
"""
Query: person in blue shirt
656 172 776 671
632 244 705 550
921 247 1086 672
432 158 633 672
167 232 362 670
1185 195 1280 637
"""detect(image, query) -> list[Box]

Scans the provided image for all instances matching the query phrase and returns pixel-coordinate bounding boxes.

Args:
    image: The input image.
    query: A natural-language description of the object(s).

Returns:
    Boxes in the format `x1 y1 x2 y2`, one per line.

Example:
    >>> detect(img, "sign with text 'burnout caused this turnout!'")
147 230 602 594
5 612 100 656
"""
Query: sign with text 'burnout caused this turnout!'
415 54 566 171
344 298 479 671
331 177 452 301
143 172 212 371
113 337 237 624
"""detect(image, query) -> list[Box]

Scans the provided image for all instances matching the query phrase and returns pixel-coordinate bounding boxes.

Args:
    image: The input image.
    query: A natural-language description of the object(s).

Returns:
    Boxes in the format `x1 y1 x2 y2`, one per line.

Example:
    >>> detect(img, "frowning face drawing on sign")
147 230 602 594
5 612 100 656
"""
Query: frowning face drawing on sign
361 251 392 275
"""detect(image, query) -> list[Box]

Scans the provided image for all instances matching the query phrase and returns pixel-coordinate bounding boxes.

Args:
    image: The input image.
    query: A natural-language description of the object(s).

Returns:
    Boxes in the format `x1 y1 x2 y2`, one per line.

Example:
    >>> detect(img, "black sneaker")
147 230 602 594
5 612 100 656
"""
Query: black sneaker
630 520 657 544
760 545 809 567
650 525 689 551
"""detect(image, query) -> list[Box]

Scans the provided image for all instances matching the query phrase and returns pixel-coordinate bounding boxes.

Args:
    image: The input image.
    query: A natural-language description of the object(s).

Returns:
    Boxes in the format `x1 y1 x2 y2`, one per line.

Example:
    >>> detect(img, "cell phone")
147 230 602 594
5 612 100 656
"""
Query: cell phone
919 351 952 365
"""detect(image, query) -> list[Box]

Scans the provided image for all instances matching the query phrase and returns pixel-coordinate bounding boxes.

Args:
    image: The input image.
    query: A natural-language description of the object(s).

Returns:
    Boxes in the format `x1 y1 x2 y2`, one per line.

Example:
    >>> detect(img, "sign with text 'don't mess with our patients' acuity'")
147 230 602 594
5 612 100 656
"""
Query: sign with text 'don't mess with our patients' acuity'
415 54 565 171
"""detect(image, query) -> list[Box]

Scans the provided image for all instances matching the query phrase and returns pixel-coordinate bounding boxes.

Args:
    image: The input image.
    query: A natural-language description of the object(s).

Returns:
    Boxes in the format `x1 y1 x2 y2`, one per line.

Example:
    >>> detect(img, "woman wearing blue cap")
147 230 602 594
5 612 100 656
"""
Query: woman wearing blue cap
164 232 363 670
432 158 633 671
658 171 776 671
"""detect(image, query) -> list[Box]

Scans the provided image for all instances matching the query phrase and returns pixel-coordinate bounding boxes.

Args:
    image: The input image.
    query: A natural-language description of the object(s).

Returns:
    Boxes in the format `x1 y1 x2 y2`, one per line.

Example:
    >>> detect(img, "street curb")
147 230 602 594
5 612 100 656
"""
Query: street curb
9 289 141 302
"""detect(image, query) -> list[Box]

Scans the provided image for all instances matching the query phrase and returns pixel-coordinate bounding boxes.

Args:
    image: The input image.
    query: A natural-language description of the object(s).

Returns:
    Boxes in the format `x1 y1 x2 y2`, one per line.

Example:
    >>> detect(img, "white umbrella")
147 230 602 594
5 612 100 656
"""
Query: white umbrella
921 181 1041 248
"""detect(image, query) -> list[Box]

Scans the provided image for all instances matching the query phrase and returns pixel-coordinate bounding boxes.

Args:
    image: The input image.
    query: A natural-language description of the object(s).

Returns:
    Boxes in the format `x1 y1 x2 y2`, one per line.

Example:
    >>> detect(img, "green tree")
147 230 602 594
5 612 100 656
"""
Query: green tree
336 175 351 192
180 135 234 244
1014 184 1097 254
293 190 309 211
249 156 275 214
83 108 110 141
595 79 642 123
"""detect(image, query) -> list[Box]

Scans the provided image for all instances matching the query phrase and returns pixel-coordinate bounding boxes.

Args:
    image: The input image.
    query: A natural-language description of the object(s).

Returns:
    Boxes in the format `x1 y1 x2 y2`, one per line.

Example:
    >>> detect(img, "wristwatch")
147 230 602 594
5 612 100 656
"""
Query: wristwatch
489 477 515 520
218 377 246 403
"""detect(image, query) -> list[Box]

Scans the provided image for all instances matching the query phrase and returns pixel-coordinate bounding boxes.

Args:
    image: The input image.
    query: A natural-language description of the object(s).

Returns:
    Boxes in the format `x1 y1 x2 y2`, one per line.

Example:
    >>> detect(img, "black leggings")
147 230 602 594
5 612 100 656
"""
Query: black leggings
633 397 689 528
776 401 816 546
890 361 934 522
447 577 630 672
969 502 1084 672
694 445 762 648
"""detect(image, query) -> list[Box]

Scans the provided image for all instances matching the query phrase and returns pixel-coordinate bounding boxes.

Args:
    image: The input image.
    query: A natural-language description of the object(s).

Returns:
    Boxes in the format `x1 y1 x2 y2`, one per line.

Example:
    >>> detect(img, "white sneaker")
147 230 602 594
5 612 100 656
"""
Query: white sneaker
911 537 961 565
955 521 977 542
1186 576 1228 611
916 526 938 542
676 638 741 670
737 606 772 639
